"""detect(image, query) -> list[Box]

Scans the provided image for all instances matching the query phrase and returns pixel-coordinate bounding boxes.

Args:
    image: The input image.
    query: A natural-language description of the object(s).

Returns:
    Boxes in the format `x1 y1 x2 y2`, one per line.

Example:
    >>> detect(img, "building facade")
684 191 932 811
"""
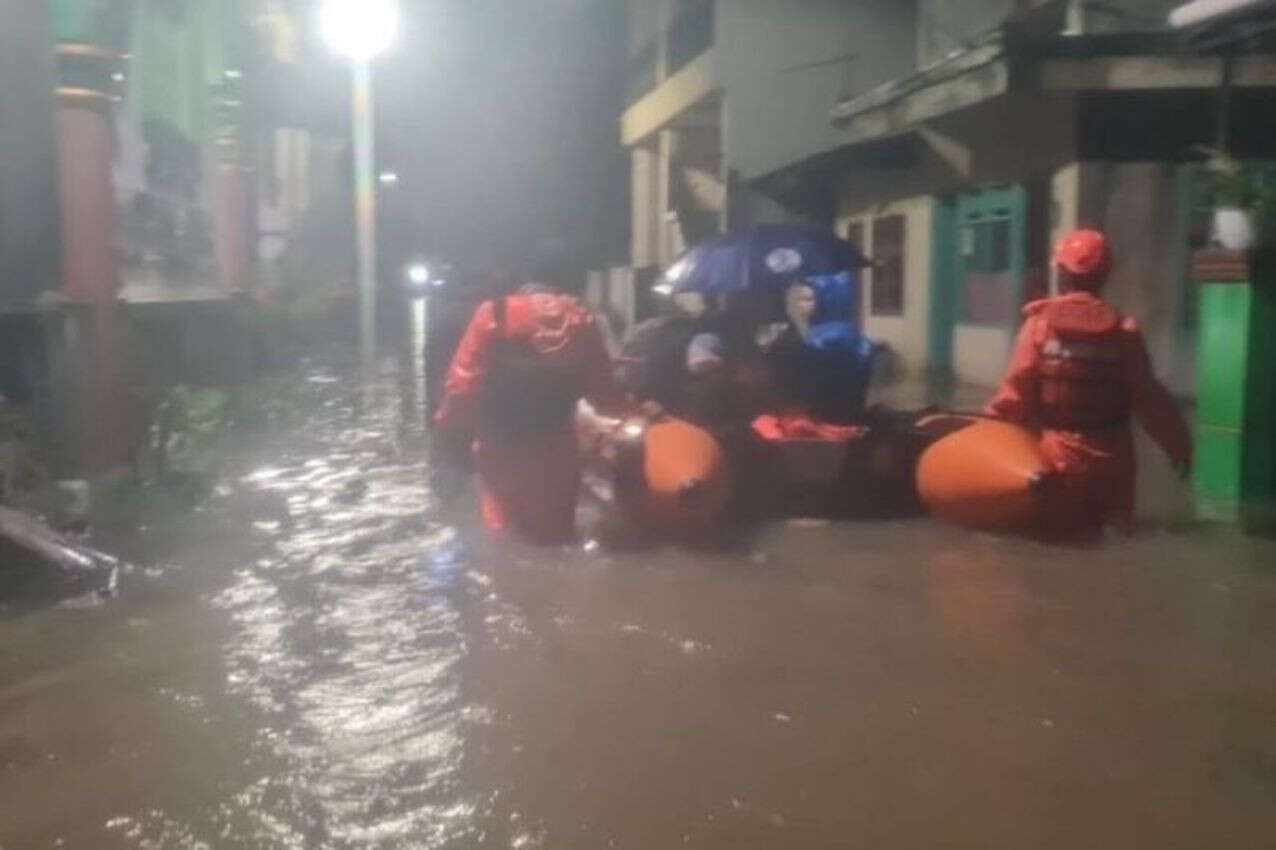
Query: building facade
0 0 339 476
755 0 1276 395
615 0 915 322
622 0 920 269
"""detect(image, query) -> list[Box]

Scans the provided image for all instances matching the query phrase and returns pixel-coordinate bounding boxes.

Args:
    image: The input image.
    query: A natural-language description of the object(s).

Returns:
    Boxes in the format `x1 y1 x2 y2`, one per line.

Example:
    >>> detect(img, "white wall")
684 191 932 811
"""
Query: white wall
628 0 670 55
838 196 934 377
839 194 1013 387
953 325 1014 387
718 0 916 181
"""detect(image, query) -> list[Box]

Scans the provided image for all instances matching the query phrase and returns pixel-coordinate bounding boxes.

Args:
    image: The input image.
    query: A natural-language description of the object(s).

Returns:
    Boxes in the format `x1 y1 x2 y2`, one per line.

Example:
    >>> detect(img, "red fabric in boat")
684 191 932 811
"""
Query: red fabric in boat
751 413 868 443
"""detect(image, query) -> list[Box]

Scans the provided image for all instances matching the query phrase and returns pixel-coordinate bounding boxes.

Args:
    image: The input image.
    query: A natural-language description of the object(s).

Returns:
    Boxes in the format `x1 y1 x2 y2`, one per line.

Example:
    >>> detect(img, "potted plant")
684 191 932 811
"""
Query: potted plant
1194 147 1276 251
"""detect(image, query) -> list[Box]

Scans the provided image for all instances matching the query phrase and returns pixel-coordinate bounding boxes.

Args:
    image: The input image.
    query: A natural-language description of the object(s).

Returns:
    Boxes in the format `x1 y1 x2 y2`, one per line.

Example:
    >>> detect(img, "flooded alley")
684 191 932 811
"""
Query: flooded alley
7 0 1276 846
2 364 1275 849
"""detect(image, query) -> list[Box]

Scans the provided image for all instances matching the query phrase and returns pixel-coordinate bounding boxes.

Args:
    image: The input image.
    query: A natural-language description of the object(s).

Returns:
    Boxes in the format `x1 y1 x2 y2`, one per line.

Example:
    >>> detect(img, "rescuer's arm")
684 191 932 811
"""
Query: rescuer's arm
580 316 627 415
1123 321 1192 477
985 317 1042 425
434 300 497 431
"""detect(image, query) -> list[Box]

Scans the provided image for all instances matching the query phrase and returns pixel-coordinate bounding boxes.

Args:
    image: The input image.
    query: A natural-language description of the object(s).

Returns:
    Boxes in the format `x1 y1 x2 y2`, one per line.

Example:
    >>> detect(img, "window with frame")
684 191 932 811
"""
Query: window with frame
870 214 905 316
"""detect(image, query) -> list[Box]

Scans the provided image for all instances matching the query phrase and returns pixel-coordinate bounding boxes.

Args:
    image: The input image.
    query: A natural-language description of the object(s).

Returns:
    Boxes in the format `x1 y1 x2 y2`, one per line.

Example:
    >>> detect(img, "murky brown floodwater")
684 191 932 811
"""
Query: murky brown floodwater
3 362 1276 849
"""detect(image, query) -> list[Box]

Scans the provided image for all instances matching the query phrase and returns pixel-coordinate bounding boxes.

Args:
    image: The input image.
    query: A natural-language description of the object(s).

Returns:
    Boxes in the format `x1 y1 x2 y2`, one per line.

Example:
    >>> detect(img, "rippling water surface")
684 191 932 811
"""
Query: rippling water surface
2 364 1276 849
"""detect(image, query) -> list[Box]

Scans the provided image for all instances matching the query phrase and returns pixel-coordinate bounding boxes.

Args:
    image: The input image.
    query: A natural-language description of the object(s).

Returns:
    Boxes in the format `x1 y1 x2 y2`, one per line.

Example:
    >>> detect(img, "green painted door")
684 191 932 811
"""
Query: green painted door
928 185 1027 373
954 185 1027 329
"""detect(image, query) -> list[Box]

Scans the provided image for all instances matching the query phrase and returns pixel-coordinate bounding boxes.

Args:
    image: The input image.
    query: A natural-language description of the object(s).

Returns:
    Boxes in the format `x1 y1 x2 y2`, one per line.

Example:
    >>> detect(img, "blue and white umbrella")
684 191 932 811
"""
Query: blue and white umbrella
658 224 869 296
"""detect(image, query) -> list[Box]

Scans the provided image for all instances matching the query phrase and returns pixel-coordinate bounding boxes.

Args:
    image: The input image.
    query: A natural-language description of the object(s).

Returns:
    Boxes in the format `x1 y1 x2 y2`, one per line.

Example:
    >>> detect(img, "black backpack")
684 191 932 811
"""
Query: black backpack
476 295 584 440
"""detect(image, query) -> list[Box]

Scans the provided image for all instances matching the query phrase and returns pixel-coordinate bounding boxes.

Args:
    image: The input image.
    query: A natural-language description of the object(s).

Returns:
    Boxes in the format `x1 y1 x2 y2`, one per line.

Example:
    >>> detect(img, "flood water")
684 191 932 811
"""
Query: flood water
3 361 1276 849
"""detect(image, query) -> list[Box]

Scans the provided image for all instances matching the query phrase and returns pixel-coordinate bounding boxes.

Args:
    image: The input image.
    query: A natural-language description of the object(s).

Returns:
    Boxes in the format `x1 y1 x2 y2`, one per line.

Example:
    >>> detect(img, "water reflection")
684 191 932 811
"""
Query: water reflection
2 366 1276 850
93 374 494 848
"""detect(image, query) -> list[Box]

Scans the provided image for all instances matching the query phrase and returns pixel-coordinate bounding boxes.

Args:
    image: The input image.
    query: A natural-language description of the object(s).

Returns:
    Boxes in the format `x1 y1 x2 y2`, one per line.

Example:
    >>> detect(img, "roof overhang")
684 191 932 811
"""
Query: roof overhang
826 26 1276 148
750 133 925 218
829 34 1008 148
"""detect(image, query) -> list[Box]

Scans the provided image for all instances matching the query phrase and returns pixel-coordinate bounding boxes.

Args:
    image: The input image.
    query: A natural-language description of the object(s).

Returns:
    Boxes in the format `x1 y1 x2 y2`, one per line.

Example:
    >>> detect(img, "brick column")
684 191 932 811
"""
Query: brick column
212 73 253 293
54 42 133 474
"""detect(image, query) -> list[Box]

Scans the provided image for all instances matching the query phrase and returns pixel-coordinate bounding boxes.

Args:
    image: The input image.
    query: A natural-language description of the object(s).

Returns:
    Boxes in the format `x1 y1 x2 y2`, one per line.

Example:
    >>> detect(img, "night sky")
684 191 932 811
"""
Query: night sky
370 0 629 274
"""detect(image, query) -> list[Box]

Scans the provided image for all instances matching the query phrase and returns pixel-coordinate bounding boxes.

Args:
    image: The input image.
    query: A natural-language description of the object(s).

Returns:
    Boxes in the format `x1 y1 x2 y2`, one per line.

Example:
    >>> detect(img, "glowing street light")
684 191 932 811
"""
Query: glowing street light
378 170 399 186
320 0 399 62
407 263 430 286
321 0 399 378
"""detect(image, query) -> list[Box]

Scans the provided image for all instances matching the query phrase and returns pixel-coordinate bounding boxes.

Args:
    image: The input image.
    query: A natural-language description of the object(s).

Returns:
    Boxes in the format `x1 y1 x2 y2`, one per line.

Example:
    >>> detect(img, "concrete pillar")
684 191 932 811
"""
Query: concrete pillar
657 129 676 267
1061 161 1189 392
56 88 117 305
1049 163 1081 295
630 144 659 268
214 164 252 292
1190 248 1276 531
212 72 253 294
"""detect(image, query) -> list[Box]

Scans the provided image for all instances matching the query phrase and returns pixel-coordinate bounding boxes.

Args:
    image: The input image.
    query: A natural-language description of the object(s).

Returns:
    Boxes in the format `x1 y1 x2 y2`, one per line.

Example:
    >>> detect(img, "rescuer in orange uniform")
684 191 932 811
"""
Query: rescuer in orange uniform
434 258 620 543
986 229 1192 534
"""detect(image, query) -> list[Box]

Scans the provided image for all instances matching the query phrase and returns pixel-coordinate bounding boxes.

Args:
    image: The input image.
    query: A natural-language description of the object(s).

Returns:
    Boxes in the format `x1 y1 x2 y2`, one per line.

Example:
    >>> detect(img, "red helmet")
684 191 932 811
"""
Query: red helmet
1054 229 1111 282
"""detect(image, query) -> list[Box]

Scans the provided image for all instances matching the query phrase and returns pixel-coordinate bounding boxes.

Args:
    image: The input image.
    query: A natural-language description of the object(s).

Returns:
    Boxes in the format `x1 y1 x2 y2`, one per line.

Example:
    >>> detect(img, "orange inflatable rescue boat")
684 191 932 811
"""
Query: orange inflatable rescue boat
638 418 731 531
915 417 1051 531
577 403 731 536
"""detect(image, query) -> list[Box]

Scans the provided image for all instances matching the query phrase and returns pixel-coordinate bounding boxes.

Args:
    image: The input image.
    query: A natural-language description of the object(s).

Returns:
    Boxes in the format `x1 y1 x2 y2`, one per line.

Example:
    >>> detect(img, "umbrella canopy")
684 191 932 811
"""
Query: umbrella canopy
660 224 869 296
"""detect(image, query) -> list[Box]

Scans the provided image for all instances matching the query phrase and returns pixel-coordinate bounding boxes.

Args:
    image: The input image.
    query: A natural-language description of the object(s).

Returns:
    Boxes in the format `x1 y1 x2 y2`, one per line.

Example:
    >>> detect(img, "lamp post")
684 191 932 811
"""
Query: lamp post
320 0 398 378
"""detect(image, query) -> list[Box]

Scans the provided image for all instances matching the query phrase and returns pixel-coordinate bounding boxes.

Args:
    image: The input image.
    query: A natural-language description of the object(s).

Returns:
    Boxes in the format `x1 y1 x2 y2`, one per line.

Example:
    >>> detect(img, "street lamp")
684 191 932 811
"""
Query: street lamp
321 0 399 378
407 263 430 286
